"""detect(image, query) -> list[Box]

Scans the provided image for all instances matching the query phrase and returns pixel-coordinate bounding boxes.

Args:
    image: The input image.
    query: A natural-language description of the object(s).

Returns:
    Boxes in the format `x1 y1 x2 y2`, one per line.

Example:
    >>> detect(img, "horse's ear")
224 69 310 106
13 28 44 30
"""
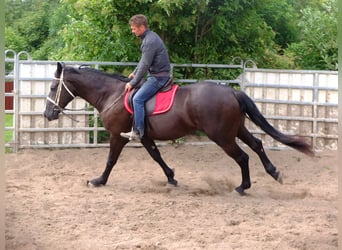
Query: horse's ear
56 62 65 77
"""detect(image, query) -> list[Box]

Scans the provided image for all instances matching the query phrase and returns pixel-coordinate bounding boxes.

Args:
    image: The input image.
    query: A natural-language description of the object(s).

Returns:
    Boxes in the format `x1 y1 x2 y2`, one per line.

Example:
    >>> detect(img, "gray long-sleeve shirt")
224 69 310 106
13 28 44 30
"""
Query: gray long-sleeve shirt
130 29 171 87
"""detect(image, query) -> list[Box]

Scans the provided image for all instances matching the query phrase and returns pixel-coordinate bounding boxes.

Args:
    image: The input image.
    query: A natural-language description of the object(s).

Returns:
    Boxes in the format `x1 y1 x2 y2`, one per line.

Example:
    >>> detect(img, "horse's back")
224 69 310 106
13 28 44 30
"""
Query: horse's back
180 81 240 111
147 81 243 139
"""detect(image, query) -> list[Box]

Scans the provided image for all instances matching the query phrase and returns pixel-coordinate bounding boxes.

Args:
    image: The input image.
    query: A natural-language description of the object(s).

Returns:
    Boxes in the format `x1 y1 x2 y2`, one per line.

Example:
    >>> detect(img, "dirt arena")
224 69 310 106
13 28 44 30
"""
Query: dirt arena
5 141 338 250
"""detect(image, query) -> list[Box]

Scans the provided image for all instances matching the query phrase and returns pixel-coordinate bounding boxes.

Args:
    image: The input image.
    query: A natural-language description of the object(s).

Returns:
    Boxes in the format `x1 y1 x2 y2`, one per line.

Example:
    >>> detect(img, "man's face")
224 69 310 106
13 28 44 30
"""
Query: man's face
130 24 146 37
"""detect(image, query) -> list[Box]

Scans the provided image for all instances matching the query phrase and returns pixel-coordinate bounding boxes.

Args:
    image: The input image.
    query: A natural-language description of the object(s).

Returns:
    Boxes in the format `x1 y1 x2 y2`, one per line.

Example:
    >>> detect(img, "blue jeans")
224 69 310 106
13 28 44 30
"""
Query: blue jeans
133 76 169 137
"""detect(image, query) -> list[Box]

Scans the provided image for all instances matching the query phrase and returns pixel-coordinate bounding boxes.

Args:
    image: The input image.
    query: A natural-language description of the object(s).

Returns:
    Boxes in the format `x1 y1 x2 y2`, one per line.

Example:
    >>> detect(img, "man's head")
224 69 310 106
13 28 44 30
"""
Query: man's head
129 14 148 37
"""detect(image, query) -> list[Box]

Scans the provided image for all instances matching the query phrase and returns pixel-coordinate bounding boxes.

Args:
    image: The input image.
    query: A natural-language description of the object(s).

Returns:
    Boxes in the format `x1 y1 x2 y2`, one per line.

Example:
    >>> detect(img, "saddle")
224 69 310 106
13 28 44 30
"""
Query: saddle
124 78 179 116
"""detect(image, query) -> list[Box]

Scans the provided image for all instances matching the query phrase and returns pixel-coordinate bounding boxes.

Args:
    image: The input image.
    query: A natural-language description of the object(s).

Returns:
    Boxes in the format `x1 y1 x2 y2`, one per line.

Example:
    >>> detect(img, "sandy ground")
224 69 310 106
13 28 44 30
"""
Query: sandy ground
5 141 338 250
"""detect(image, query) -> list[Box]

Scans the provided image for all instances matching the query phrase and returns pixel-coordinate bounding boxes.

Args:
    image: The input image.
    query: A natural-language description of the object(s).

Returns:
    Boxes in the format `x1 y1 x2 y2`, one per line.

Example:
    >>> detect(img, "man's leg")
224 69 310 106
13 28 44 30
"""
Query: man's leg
120 76 169 140
132 76 164 137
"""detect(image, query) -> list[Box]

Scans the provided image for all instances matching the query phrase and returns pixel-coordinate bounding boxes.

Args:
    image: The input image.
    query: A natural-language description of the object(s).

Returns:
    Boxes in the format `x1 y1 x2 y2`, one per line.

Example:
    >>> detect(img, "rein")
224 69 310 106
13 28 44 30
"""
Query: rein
100 91 126 115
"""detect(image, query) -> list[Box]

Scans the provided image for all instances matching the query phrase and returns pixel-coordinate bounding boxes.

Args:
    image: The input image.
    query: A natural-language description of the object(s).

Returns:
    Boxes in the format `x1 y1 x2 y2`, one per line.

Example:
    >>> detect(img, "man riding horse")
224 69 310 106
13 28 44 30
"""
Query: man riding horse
120 14 171 140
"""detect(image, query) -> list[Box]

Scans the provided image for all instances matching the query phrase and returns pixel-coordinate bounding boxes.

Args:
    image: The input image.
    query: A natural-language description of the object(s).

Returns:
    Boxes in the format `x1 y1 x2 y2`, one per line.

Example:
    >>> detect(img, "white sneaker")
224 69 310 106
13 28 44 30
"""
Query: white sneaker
120 131 140 140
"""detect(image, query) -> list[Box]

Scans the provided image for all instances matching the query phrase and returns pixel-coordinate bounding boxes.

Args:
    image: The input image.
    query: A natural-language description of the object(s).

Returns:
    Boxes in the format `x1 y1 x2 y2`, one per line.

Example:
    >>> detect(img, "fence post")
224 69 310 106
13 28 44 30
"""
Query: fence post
14 51 32 152
4 50 16 151
312 72 319 149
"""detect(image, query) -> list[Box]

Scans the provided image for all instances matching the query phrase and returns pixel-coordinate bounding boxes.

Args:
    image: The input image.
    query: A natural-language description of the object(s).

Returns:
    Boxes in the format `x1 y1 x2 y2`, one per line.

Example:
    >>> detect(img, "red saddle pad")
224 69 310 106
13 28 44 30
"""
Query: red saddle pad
124 84 179 116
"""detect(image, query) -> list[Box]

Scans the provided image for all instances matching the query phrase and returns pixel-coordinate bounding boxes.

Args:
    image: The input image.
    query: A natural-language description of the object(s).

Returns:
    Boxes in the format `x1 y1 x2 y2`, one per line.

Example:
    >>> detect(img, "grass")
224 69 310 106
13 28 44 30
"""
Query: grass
5 114 13 144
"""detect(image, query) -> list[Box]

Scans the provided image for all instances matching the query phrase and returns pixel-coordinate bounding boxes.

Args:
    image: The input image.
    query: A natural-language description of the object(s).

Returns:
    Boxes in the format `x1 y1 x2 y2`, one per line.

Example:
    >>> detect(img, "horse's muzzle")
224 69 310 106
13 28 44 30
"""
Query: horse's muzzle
43 108 60 121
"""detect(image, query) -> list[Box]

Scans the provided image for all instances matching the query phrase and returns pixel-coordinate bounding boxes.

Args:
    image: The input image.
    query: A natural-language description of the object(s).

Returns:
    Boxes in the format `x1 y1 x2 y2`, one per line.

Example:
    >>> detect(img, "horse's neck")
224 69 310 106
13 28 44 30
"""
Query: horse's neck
73 76 124 113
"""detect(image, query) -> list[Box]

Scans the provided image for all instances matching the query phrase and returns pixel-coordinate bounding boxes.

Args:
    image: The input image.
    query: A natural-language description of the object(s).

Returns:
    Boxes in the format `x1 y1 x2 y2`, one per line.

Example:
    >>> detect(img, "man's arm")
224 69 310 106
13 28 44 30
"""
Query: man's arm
129 34 157 87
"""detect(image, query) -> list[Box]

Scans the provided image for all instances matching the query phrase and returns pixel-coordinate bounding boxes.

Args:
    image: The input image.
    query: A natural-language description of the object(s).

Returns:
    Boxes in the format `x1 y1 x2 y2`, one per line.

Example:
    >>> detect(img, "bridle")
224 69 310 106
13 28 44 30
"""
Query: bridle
46 68 126 121
46 69 78 112
46 69 90 122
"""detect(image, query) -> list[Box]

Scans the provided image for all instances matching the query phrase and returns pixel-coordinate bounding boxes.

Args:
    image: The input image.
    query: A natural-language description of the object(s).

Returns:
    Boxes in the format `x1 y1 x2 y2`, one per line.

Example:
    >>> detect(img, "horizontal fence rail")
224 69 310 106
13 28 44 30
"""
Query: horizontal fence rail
4 51 338 152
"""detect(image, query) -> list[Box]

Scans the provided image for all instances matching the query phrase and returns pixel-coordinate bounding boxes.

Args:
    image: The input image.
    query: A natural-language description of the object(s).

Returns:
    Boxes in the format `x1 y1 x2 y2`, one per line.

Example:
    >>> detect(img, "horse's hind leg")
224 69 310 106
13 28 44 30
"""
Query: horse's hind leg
141 138 178 186
238 126 281 183
212 138 251 194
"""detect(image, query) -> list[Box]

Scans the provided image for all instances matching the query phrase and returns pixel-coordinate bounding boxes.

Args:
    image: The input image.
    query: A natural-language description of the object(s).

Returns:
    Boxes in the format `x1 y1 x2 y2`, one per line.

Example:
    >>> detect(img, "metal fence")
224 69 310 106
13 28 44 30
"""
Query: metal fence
4 51 338 152
243 69 338 150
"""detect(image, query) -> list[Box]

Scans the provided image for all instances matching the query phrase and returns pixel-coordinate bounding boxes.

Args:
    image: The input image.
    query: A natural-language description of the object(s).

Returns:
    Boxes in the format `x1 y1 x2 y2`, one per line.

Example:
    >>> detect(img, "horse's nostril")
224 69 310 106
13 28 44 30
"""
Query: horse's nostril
43 108 59 121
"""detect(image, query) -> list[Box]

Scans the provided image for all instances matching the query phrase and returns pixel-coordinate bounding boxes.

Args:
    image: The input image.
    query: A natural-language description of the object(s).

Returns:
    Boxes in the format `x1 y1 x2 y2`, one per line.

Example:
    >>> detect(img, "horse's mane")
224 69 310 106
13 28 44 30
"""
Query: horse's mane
67 66 131 83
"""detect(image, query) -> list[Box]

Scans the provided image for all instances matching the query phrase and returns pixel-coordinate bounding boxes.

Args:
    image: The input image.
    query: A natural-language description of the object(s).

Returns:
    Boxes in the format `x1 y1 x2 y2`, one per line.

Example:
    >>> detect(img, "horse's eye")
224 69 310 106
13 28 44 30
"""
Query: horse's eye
50 82 58 90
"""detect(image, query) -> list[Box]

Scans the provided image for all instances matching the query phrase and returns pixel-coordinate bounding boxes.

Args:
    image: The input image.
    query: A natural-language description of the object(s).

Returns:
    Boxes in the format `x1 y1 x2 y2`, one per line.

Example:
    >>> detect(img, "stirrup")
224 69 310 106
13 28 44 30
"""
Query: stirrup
120 129 140 140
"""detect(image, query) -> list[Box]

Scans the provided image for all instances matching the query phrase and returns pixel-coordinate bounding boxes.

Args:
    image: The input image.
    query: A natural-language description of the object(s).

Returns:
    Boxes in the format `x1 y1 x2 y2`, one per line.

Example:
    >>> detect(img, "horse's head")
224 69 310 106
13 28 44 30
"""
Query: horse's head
44 62 76 121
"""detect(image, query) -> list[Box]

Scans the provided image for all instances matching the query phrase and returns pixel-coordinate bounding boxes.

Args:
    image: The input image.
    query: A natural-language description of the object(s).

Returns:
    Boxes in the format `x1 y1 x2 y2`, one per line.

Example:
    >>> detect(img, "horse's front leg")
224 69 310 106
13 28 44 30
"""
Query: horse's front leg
141 137 178 186
87 136 127 187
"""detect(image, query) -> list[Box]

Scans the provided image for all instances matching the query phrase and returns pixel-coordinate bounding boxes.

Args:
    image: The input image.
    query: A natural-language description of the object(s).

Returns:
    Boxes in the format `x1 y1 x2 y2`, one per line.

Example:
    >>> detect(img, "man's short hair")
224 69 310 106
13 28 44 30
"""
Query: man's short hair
129 14 149 28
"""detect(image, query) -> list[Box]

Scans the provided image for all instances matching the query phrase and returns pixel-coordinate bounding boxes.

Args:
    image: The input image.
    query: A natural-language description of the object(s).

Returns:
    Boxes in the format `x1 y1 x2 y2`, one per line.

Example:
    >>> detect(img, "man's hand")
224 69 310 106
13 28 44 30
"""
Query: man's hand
125 72 134 91
125 83 133 92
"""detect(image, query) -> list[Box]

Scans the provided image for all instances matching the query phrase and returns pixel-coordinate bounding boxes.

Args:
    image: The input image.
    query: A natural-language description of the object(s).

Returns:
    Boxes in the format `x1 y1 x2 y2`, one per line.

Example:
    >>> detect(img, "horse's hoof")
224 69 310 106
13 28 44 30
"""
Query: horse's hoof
235 186 246 196
86 179 104 187
168 179 178 186
277 172 283 184
86 180 95 187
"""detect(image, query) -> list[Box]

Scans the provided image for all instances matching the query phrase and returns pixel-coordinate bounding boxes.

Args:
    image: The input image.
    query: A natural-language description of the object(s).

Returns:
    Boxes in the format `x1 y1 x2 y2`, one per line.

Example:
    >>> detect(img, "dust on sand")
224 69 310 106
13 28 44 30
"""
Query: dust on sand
5 143 338 249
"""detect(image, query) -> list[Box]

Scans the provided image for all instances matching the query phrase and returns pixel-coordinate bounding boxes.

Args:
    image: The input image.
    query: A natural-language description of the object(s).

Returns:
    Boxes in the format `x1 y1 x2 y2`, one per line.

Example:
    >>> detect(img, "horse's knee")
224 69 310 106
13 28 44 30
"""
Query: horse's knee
251 137 263 152
236 152 249 166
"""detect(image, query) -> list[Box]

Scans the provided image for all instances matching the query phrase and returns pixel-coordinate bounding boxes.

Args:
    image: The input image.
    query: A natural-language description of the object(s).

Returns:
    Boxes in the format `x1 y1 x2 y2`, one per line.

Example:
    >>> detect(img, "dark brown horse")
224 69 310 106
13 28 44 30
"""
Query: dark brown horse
44 62 313 194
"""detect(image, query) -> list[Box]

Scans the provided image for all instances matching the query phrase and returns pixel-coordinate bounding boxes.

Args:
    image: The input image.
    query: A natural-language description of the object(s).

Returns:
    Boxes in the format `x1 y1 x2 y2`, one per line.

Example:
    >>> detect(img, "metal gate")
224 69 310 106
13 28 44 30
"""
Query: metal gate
4 51 338 152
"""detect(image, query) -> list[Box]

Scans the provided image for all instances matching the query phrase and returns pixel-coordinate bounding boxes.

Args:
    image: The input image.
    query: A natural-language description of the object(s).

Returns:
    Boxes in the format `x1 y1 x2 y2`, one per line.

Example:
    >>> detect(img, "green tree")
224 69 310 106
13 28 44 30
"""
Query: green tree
55 0 284 68
5 26 28 52
257 0 299 50
5 0 59 58
33 1 70 59
54 0 147 61
5 0 33 24
5 0 337 70
285 0 337 70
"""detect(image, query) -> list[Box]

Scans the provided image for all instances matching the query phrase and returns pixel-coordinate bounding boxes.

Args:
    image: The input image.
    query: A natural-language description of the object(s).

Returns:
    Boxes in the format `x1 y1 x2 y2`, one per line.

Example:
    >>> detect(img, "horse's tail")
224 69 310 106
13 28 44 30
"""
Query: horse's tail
234 90 314 156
